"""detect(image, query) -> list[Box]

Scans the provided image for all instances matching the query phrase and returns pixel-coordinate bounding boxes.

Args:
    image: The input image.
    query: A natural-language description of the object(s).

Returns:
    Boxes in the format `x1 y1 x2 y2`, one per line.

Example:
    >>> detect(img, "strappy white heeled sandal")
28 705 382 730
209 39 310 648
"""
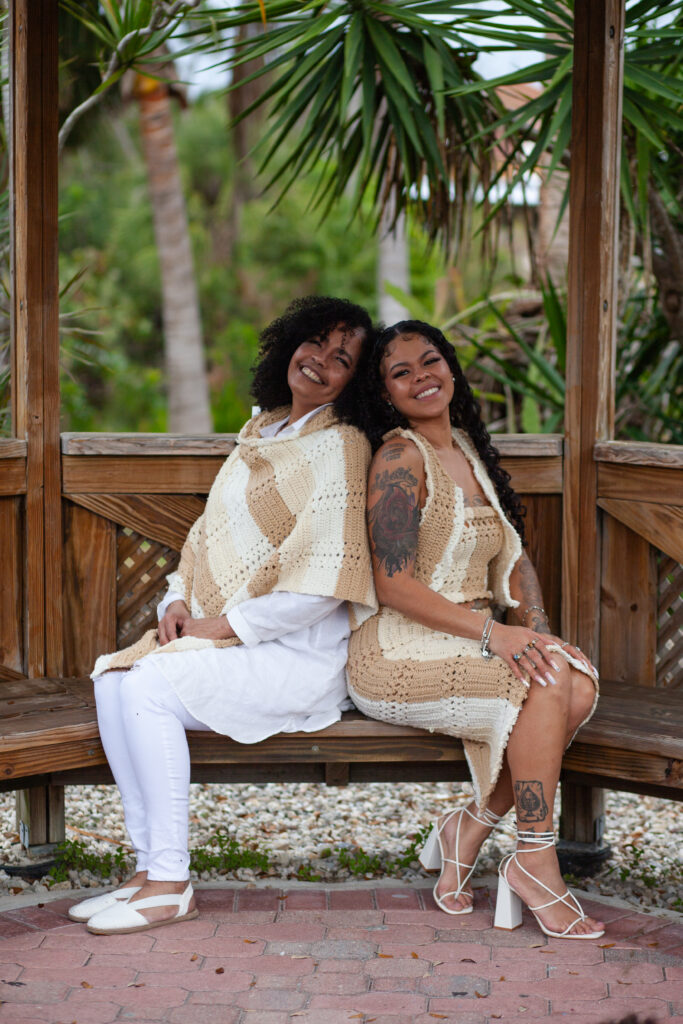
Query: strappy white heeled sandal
68 885 141 922
86 882 197 934
494 829 605 939
419 804 507 915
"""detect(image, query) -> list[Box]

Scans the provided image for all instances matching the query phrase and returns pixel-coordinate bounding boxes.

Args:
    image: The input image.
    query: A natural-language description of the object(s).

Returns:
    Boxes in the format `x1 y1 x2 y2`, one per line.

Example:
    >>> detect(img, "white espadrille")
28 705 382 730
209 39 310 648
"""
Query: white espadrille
68 886 141 922
86 882 197 934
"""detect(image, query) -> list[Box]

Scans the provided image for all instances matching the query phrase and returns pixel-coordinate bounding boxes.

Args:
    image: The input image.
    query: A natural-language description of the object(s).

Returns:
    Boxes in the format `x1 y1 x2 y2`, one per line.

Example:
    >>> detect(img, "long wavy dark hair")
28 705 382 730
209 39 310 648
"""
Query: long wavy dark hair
250 295 374 410
342 319 526 543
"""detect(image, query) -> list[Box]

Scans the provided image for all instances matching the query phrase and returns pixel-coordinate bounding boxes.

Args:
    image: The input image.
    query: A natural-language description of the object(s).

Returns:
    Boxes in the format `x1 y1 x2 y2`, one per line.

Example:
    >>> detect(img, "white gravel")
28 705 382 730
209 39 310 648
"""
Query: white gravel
1 782 681 913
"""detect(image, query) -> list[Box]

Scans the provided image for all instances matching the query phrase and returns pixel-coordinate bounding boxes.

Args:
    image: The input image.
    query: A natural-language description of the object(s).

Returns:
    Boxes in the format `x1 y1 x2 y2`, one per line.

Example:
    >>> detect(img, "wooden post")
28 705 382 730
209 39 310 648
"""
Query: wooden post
10 0 64 852
559 0 625 871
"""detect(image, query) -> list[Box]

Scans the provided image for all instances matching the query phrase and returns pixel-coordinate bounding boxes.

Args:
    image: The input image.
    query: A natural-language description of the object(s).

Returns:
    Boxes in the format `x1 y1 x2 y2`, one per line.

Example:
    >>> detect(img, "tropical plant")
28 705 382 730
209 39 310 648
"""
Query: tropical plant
178 0 508 256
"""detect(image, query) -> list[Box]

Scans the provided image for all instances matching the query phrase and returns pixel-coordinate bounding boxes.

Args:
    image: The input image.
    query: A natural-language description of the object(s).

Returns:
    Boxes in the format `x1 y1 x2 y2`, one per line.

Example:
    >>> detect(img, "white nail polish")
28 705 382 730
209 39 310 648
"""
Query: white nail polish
536 676 547 687
551 660 561 671
546 673 557 686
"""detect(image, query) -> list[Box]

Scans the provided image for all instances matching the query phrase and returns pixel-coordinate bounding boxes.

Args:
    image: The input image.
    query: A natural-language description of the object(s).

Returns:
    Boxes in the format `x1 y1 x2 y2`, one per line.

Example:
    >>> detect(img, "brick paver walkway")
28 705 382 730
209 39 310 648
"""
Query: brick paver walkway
0 883 682 1023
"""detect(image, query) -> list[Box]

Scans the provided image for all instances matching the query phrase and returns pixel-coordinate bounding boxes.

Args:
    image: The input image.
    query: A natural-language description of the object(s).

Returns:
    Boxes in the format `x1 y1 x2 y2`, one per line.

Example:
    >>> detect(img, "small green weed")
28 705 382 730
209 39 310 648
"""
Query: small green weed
296 864 322 882
189 828 271 874
49 838 131 883
335 824 432 878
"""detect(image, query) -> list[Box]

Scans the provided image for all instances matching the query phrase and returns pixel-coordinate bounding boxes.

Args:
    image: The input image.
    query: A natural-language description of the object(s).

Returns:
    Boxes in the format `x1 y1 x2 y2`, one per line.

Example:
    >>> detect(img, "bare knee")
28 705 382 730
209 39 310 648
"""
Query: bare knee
569 670 597 722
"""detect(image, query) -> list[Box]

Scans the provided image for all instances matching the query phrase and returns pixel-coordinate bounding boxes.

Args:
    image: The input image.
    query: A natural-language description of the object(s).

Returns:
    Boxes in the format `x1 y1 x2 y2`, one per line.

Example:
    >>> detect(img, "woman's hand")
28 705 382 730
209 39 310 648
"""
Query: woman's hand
544 634 599 679
488 623 564 688
158 600 191 645
180 616 236 641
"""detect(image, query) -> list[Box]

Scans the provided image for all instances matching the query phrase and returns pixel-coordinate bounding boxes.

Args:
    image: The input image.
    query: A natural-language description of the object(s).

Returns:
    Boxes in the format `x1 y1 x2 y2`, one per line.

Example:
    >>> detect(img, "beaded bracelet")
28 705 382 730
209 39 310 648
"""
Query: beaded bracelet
480 615 494 659
522 605 547 625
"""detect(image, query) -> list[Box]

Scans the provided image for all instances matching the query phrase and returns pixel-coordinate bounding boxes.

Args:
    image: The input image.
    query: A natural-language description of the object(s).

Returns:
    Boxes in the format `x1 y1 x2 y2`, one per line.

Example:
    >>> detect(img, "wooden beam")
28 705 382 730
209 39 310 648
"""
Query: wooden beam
598 464 683 508
560 0 625 865
594 440 683 469
599 498 683 565
66 493 205 550
562 0 624 656
10 0 61 677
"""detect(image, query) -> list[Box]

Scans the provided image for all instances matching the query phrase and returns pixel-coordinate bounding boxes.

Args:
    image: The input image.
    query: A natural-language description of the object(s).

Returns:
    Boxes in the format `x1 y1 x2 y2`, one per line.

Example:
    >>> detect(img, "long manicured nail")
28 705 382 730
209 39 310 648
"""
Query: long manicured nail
545 673 557 686
535 675 547 687
551 660 561 671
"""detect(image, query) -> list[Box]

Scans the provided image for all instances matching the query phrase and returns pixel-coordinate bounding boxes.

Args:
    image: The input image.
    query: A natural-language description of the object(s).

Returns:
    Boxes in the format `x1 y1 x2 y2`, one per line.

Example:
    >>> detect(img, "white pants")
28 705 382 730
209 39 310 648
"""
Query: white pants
94 661 212 881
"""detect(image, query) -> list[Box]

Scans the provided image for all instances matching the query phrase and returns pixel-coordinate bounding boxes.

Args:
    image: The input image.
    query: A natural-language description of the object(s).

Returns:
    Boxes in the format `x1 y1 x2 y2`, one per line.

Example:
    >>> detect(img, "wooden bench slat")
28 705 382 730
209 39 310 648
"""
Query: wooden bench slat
2 677 682 799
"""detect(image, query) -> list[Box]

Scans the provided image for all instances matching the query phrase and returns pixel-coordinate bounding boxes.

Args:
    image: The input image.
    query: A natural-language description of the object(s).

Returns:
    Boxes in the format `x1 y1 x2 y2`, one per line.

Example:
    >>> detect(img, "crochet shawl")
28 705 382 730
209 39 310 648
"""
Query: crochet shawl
93 406 377 675
389 426 522 606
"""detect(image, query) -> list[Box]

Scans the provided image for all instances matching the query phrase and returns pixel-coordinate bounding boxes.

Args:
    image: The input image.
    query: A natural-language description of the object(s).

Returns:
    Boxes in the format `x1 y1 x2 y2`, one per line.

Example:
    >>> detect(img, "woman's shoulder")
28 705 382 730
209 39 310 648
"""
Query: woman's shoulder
371 435 425 477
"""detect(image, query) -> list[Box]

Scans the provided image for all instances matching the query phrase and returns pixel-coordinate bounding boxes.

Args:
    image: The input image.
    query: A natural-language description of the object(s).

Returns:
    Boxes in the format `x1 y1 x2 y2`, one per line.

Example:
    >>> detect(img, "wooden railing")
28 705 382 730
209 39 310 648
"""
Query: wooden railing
0 439 27 681
55 432 565 678
595 441 683 691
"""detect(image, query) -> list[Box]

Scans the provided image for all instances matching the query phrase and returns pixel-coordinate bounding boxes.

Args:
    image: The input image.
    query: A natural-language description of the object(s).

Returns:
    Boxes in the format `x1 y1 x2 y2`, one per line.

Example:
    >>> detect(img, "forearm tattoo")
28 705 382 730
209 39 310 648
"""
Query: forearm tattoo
368 462 420 577
516 553 550 633
514 780 549 823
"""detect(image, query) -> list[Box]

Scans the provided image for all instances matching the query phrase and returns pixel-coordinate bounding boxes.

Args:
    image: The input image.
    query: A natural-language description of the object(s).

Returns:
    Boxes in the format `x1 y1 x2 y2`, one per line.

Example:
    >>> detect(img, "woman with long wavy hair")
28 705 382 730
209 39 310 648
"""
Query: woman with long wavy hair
344 320 604 940
69 296 377 935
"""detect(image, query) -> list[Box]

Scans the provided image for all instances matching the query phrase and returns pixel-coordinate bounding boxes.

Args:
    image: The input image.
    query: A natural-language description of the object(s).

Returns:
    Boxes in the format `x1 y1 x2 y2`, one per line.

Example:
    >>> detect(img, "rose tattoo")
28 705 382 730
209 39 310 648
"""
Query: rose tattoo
369 467 420 577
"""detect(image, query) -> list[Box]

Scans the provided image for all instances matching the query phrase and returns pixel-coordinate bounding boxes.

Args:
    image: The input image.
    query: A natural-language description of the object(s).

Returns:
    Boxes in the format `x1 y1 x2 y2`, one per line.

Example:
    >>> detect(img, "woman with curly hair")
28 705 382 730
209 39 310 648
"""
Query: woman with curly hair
70 296 377 935
345 320 604 940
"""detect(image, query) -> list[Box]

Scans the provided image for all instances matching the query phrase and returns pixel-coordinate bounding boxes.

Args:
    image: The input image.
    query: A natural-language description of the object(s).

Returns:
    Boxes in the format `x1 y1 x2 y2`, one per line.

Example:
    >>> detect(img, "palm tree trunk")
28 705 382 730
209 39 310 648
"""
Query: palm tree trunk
378 208 409 323
137 81 212 432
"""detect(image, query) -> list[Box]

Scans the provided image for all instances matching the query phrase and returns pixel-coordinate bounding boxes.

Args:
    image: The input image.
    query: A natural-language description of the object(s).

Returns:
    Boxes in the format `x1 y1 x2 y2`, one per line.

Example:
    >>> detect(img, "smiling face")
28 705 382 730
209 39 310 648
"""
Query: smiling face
380 332 454 425
286 323 365 420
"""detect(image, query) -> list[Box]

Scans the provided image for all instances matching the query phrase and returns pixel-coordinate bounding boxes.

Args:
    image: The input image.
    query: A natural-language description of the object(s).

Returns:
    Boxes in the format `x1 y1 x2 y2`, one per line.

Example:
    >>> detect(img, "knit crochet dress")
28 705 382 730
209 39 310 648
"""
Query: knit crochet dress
346 428 598 809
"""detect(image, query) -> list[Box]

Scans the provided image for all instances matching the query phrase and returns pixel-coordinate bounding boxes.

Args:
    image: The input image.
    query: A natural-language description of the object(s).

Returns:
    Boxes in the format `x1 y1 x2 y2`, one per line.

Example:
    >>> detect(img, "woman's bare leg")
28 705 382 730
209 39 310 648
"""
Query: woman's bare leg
502 663 603 935
435 667 598 917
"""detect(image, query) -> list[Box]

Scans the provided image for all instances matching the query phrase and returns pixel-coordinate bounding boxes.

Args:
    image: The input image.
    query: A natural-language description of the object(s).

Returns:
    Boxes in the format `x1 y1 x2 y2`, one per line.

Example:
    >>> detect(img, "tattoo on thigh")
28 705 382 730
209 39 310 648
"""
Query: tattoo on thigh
514 780 549 822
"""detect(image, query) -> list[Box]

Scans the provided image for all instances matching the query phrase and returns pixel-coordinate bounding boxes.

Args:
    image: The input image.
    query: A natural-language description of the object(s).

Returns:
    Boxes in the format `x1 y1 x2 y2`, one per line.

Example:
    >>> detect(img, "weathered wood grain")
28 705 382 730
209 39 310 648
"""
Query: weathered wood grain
60 432 563 459
598 463 683 507
0 459 26 495
11 0 61 680
67 493 204 551
594 440 683 469
500 458 562 494
61 433 238 456
63 505 117 678
600 515 657 686
598 498 683 565
0 439 27 458
0 499 23 676
62 456 225 494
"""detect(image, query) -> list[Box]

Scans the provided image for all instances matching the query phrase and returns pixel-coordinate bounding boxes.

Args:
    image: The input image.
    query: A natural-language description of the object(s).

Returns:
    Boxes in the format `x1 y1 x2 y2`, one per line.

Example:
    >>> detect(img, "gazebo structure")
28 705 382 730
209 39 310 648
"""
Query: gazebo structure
1 1 682 872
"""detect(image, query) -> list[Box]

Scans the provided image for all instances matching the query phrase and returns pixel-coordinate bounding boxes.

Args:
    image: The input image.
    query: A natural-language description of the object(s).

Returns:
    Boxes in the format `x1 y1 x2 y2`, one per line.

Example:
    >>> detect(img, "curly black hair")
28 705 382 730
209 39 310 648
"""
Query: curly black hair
343 319 527 543
250 295 374 410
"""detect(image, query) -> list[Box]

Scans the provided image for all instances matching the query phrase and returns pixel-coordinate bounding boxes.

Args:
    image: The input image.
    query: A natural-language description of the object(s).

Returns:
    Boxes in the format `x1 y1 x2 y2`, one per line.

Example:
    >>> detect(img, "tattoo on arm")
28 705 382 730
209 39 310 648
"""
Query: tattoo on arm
368 465 420 577
514 780 549 823
382 443 405 463
516 553 550 633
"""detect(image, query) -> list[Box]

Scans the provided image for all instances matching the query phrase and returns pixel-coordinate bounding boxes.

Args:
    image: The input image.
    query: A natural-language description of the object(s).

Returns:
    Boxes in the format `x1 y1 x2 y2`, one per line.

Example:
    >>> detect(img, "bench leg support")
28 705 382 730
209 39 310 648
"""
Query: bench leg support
557 782 611 877
6 786 66 875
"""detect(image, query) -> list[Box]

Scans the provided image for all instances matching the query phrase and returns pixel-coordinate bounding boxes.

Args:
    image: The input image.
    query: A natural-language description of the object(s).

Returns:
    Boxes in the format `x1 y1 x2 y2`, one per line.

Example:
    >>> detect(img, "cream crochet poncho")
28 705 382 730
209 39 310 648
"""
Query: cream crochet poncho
94 406 377 675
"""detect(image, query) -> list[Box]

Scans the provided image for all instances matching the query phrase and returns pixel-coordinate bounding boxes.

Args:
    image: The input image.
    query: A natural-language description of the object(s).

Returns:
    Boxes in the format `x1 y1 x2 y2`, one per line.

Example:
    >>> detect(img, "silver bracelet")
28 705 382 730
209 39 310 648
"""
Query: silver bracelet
481 616 494 659
522 604 547 625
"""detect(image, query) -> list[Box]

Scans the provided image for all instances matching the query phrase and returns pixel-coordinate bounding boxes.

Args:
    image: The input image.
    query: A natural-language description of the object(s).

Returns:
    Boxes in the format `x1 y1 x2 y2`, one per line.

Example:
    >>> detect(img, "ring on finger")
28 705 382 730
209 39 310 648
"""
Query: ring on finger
513 652 522 662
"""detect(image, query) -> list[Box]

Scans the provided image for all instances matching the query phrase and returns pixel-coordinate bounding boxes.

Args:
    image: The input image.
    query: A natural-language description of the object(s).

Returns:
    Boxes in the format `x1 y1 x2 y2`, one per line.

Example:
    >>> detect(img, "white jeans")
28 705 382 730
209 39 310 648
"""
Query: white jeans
94 661 212 881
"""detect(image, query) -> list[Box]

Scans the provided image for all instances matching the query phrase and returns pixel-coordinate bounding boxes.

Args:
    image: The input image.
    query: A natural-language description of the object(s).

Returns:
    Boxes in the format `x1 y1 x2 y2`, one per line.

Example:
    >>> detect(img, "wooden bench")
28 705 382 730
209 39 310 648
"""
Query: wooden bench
3 677 682 801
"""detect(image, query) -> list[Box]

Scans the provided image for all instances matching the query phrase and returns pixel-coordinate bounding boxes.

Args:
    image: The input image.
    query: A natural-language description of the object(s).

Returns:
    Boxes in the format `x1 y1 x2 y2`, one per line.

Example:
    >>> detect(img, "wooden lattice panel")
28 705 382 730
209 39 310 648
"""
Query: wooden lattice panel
117 527 179 649
657 555 683 688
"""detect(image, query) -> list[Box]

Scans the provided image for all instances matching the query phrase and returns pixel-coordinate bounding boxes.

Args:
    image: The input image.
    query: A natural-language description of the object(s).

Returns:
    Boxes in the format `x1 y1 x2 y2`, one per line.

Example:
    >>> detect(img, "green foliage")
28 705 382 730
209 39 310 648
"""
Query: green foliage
189 828 272 874
49 838 131 883
178 0 503 253
336 823 431 877
57 91 383 431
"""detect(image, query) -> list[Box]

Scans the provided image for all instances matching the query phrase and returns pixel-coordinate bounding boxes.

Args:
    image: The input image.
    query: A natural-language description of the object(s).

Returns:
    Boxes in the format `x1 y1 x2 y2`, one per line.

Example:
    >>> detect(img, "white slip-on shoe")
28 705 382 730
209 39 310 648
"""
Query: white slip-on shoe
68 886 141 922
86 882 197 934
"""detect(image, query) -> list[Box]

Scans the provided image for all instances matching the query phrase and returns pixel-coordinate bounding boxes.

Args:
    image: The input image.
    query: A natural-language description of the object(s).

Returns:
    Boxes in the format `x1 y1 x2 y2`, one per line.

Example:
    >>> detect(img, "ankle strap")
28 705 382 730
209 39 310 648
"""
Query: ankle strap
468 804 512 832
515 829 555 850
